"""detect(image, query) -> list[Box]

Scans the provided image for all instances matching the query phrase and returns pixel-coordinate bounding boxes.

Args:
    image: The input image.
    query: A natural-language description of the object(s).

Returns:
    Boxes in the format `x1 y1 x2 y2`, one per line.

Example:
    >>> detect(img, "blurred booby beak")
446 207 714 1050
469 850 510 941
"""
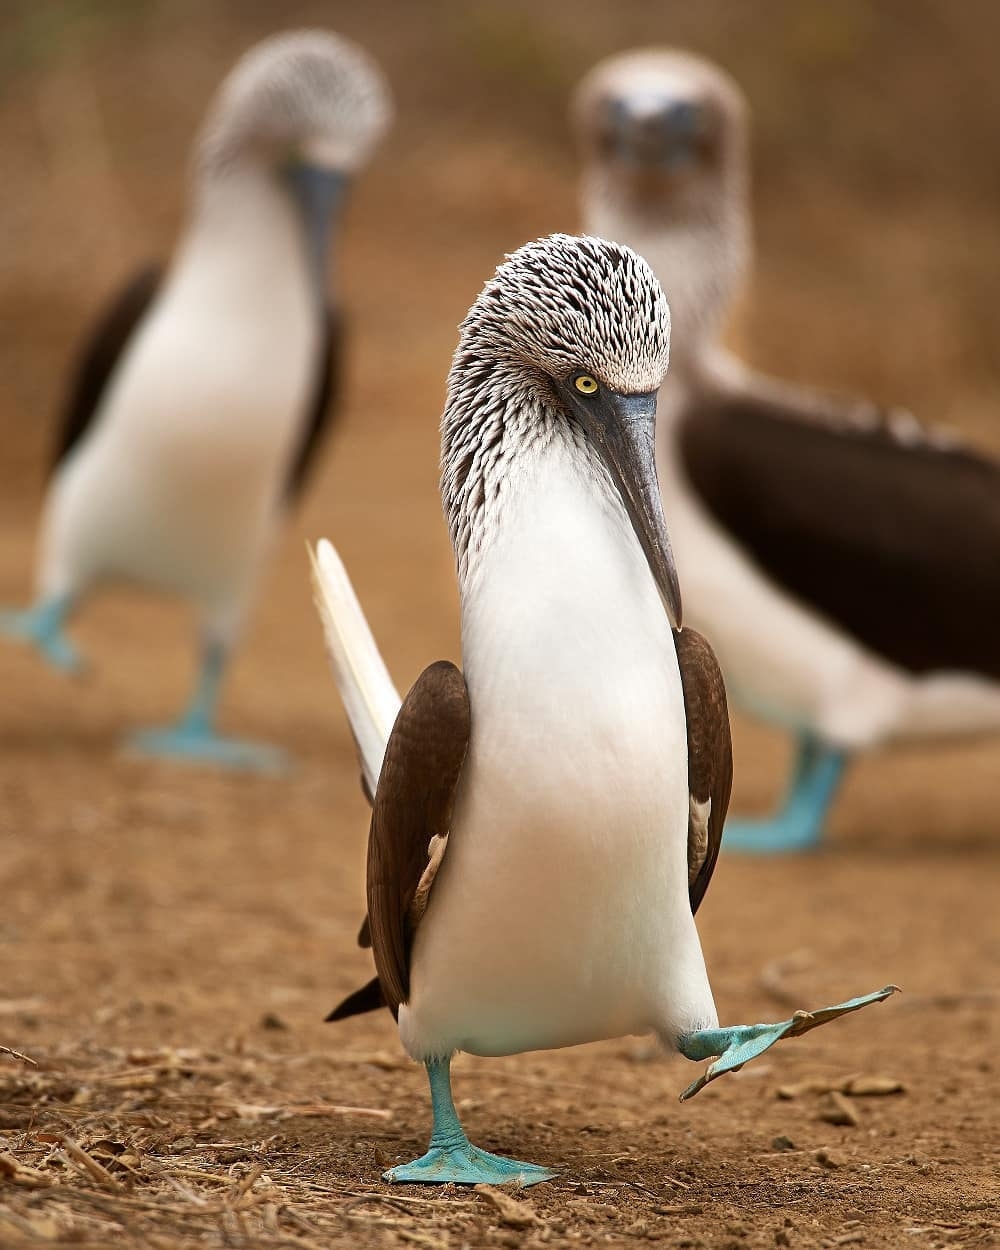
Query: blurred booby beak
609 96 704 169
286 163 350 297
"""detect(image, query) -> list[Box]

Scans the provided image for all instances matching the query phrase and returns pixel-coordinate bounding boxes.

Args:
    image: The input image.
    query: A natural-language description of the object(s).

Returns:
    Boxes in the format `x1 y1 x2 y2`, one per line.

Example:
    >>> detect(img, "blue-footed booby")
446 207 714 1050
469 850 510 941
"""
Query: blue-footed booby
573 50 1000 852
0 30 391 770
310 235 896 1186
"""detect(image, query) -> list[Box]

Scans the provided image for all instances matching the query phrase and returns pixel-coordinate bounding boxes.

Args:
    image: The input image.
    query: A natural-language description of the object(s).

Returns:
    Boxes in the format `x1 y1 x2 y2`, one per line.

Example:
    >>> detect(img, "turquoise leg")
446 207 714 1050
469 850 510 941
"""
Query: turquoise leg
0 594 83 673
677 984 899 1100
384 1058 557 1187
126 641 287 773
723 732 848 854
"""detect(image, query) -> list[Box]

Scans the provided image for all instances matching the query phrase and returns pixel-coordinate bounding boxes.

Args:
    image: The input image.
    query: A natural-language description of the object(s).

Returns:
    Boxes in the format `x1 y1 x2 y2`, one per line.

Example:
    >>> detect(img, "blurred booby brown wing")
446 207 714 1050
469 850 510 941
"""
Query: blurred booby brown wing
283 306 343 502
678 375 1000 679
52 264 162 471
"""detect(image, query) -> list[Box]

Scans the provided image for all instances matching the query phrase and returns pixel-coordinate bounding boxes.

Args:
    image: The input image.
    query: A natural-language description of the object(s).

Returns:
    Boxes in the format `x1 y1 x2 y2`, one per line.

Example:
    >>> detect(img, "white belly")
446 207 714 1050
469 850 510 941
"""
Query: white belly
399 452 716 1060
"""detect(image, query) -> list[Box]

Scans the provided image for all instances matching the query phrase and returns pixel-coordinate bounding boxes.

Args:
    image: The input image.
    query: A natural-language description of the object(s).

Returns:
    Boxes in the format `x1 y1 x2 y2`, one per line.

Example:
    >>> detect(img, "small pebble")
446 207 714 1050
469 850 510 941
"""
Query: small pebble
814 1147 847 1169
818 1091 861 1126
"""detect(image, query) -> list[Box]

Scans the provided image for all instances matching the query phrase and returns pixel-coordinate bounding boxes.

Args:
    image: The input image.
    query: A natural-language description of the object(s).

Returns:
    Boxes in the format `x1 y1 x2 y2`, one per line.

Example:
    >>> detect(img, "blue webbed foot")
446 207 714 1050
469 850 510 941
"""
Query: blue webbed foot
677 985 899 1100
0 601 84 674
126 724 288 774
391 1057 557 1188
385 1143 556 1187
724 734 847 854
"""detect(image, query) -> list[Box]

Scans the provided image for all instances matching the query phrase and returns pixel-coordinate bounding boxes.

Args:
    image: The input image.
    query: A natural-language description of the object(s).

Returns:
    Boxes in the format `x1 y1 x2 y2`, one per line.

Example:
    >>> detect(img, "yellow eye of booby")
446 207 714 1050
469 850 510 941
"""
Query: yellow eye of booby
574 374 599 395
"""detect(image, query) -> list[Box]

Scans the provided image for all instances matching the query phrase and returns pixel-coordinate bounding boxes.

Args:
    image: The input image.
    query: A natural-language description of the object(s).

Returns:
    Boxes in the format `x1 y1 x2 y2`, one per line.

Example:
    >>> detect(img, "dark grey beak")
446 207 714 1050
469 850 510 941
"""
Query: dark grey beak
608 96 703 170
286 165 350 300
568 387 682 628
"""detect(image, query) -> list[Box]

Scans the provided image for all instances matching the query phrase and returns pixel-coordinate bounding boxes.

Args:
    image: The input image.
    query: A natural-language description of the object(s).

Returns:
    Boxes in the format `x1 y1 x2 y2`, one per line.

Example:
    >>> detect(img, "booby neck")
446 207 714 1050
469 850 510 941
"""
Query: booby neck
442 373 616 594
169 162 317 313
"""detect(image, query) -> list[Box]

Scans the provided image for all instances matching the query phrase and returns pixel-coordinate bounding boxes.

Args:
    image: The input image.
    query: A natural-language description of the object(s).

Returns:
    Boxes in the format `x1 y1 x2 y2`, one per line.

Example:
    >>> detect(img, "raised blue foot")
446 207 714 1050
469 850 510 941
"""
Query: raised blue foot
678 984 899 1100
724 733 847 854
0 597 83 673
385 1058 557 1188
126 724 287 774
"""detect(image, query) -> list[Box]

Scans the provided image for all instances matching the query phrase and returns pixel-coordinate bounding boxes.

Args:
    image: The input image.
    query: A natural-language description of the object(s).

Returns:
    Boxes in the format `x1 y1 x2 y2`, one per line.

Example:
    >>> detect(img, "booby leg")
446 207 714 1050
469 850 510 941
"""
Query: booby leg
126 640 287 773
385 1058 557 1187
723 732 847 853
0 594 83 673
677 984 898 1100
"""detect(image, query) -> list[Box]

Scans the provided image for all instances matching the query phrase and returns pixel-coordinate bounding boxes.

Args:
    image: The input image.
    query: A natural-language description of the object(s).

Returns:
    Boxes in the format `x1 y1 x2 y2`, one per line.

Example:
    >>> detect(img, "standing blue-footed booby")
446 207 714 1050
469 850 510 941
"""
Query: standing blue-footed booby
573 50 1000 852
0 30 391 770
311 235 896 1186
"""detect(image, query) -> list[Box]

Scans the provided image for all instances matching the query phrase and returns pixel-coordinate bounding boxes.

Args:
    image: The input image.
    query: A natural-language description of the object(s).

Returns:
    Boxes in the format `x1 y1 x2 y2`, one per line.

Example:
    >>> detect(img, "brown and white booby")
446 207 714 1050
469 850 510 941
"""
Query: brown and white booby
573 49 1000 851
311 234 896 1185
0 30 391 770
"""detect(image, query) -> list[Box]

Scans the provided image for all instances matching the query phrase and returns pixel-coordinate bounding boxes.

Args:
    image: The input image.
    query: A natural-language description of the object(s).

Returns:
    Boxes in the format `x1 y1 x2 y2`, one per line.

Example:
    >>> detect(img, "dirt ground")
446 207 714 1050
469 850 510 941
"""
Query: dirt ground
1 3 999 1248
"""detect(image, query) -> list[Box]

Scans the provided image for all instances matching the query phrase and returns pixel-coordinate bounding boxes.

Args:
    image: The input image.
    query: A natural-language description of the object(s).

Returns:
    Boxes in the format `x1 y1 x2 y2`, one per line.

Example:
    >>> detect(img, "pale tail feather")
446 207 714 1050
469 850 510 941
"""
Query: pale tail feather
309 539 401 797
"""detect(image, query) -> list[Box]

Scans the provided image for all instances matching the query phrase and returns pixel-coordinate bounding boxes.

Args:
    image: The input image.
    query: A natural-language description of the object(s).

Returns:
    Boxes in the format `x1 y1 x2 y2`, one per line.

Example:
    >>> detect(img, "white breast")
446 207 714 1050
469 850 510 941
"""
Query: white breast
399 441 717 1061
37 167 319 637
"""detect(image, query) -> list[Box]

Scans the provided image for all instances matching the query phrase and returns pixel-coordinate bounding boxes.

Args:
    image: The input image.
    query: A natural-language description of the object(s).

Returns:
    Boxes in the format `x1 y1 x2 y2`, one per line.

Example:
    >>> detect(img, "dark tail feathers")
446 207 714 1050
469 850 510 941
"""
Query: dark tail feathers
326 976 385 1022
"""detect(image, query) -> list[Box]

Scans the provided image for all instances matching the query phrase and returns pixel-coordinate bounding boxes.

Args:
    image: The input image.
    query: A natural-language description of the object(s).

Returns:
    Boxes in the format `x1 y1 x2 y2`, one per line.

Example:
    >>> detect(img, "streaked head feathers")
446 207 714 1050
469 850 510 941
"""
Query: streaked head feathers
454 233 671 398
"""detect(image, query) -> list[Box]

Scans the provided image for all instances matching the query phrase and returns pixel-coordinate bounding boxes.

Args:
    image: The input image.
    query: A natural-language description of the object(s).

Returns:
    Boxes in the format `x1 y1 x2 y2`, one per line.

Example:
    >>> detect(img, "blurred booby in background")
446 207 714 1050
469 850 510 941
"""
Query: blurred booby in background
0 29 391 770
310 235 896 1186
573 50 1000 851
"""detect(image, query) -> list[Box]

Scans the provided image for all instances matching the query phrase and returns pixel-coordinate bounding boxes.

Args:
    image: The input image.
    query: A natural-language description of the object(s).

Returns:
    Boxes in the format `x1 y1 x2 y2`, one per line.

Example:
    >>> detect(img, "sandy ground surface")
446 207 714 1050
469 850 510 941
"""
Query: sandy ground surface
1 3 999 1247
1 358 997 1247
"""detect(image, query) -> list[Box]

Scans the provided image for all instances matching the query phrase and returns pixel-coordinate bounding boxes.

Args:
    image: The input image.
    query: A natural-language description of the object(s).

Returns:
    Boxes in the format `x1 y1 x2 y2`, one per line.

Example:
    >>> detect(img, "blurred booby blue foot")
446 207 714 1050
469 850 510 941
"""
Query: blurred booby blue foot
125 641 287 773
127 723 287 773
723 734 847 853
0 596 83 673
677 984 899 1100
385 1060 557 1187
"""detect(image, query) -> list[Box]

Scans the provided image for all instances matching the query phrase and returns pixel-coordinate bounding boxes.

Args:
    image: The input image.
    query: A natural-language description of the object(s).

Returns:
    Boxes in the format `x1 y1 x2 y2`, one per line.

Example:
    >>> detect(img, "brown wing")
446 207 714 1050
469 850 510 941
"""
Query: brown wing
678 376 1000 679
326 660 471 1023
284 306 342 503
52 264 162 471
676 628 732 914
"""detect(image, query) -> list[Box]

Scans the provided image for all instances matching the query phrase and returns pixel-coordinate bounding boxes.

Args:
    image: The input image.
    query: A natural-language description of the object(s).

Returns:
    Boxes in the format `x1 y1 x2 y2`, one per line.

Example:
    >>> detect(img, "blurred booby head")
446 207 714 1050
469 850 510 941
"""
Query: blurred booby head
197 29 393 286
571 50 749 366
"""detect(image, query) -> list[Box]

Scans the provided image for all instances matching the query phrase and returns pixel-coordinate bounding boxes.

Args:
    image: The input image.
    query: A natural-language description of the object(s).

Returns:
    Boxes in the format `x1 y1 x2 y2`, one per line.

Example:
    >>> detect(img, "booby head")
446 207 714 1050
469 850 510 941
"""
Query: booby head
571 50 749 366
197 29 392 288
572 49 745 203
442 233 681 625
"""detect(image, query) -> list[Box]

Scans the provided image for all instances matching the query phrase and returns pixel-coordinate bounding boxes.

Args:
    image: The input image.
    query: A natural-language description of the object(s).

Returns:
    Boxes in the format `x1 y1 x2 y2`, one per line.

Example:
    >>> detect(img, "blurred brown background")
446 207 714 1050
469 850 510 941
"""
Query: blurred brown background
0 5 997 1247
3 0 1000 827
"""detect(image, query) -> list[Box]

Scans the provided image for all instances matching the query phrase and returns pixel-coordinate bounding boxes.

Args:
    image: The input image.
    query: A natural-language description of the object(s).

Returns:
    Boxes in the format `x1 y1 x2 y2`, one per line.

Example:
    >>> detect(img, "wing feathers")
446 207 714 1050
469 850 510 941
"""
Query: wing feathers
52 264 161 471
676 628 732 913
285 308 342 502
367 661 470 1017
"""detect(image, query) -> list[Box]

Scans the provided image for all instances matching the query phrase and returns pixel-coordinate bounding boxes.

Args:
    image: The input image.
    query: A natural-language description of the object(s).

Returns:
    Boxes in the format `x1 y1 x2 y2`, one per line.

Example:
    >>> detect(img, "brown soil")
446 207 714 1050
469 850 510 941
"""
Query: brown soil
1 3 998 1247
